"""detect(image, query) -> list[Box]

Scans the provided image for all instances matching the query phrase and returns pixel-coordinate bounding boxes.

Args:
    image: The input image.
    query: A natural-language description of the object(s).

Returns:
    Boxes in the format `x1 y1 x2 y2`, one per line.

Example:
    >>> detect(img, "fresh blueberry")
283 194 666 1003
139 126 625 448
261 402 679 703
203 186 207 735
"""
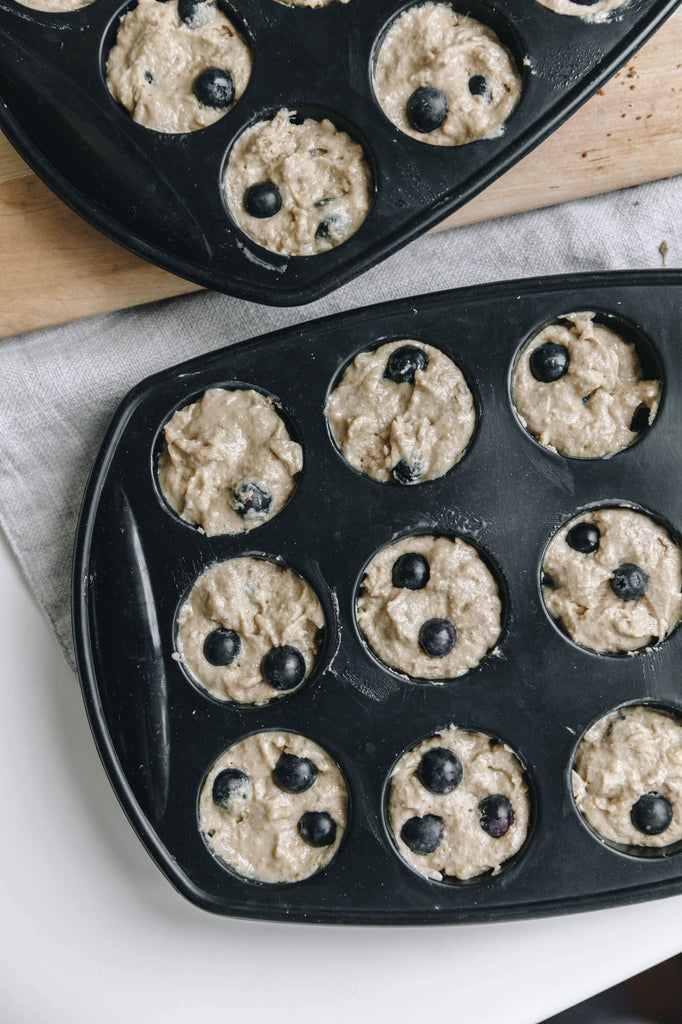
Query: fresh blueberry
630 403 650 433
244 181 283 219
406 85 448 133
231 481 272 517
144 70 154 85
392 459 423 485
178 0 201 23
261 645 306 690
203 627 241 666
192 68 235 110
418 618 457 658
392 552 430 590
298 811 337 847
417 747 463 794
479 794 515 838
610 562 648 601
468 75 491 101
400 814 444 855
529 342 570 383
566 521 600 554
384 344 429 384
631 792 673 836
272 752 318 793
212 767 250 808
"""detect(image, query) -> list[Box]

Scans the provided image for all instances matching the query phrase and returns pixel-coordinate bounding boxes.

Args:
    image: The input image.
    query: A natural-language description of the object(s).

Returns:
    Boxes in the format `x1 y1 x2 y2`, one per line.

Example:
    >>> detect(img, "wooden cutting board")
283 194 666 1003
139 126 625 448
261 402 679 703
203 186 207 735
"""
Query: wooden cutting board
1 8 681 339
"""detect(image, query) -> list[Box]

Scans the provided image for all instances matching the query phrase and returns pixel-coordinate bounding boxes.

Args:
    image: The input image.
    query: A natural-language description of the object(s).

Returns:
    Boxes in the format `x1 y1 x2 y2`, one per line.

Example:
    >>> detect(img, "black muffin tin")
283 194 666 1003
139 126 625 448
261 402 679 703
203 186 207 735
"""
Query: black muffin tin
73 269 682 922
0 0 679 306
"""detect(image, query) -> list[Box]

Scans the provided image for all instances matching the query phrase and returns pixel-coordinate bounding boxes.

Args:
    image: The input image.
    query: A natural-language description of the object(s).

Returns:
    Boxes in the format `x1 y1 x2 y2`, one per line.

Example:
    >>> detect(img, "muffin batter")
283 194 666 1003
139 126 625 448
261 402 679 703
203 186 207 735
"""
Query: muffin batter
224 109 372 256
513 312 660 459
357 534 503 680
388 726 530 881
542 507 682 654
374 3 521 146
573 705 682 848
106 0 251 134
534 0 631 23
325 340 476 484
176 557 325 704
200 731 348 882
14 0 92 11
158 387 302 536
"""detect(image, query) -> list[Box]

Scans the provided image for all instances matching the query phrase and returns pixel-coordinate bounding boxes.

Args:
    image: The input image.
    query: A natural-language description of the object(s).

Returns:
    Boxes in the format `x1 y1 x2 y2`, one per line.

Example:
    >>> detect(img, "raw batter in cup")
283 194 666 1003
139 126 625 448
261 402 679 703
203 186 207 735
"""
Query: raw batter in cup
534 0 631 23
14 0 92 11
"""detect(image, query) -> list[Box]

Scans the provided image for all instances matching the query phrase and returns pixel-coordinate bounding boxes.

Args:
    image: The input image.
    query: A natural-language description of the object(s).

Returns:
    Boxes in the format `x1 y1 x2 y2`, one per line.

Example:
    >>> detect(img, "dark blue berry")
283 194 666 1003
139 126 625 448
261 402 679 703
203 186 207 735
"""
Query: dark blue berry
261 645 306 690
468 75 491 101
273 753 318 794
384 345 429 384
478 794 515 838
192 68 234 110
630 404 650 433
529 342 570 383
231 481 272 517
244 181 282 219
567 521 600 554
298 811 337 847
417 748 463 794
178 0 201 24
144 70 154 85
392 552 430 590
400 814 444 855
631 792 672 836
212 767 250 808
392 459 423 485
203 627 241 666
610 563 648 601
406 86 448 133
418 618 457 658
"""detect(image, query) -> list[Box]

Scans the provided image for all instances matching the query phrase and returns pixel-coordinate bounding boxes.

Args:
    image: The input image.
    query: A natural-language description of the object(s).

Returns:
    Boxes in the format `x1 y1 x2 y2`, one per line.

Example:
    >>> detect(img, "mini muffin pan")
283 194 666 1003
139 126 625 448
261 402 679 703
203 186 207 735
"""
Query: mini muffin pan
0 0 679 305
73 269 682 922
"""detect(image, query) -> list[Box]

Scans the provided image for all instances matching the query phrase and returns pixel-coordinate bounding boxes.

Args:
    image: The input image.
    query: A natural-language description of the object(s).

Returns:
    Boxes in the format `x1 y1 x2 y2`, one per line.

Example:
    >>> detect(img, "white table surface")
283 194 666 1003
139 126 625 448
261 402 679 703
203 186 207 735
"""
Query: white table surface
1 530 680 1024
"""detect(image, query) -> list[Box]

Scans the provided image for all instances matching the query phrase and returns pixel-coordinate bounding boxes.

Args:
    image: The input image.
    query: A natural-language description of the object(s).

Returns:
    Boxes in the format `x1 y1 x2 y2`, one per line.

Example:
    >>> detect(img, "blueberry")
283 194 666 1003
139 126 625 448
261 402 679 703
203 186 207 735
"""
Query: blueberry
406 86 448 133
298 810 337 847
144 70 154 85
392 459 423 485
631 792 673 836
468 75 491 101
610 562 648 601
192 68 235 110
212 767 250 808
244 181 283 219
261 645 306 690
630 403 650 433
384 344 429 385
392 552 430 590
231 481 272 517
418 618 457 658
178 0 201 23
400 814 444 855
529 342 570 383
566 521 600 554
203 627 241 666
478 794 515 838
417 747 463 794
273 752 318 794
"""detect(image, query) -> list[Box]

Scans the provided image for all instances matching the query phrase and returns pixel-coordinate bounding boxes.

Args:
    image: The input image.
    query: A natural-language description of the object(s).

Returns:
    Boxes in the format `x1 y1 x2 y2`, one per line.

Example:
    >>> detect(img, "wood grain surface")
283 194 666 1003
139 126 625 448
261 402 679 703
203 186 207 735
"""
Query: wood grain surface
0 7 681 338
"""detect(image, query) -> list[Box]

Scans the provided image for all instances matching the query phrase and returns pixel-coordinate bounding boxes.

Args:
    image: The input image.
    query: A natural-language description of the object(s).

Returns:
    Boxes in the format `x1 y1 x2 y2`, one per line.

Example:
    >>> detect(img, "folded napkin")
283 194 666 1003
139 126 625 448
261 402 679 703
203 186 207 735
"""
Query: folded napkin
0 176 678 670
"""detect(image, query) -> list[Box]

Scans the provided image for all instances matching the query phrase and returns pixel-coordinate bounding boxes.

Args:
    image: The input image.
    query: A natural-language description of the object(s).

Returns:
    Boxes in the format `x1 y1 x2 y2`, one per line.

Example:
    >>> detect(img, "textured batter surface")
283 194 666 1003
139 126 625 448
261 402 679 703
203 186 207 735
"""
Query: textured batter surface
389 727 530 880
534 0 631 22
158 387 302 536
573 705 682 848
224 109 372 256
14 0 92 10
200 731 348 882
374 3 521 146
543 508 682 654
357 534 502 680
513 312 660 459
106 0 251 134
176 557 325 704
325 340 476 483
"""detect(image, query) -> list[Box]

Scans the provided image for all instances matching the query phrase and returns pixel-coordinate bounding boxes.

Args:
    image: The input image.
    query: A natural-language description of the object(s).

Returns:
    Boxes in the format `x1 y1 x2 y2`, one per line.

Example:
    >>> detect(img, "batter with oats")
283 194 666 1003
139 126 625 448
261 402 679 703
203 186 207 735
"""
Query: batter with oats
389 726 530 881
325 340 476 485
357 534 502 680
534 0 631 23
14 0 92 11
573 705 682 848
374 2 521 146
176 557 325 704
158 387 302 536
513 312 660 459
200 731 347 882
542 507 682 654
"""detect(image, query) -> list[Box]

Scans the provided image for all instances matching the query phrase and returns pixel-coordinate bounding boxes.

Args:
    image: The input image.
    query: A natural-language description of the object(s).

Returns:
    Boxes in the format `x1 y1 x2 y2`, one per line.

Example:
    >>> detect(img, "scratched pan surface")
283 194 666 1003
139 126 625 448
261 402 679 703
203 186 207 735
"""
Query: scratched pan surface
73 269 682 922
0 0 680 306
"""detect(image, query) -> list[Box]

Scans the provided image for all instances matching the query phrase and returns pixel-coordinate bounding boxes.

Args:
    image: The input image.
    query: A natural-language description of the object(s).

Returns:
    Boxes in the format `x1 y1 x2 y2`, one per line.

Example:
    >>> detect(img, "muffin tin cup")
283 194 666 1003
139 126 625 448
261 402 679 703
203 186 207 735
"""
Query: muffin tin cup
74 269 682 922
0 0 680 304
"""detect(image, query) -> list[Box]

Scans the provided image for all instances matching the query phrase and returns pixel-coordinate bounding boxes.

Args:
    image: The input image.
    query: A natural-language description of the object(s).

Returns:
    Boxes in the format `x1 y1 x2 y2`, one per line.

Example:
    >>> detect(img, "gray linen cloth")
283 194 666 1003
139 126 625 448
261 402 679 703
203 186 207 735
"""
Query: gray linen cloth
0 176 679 669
